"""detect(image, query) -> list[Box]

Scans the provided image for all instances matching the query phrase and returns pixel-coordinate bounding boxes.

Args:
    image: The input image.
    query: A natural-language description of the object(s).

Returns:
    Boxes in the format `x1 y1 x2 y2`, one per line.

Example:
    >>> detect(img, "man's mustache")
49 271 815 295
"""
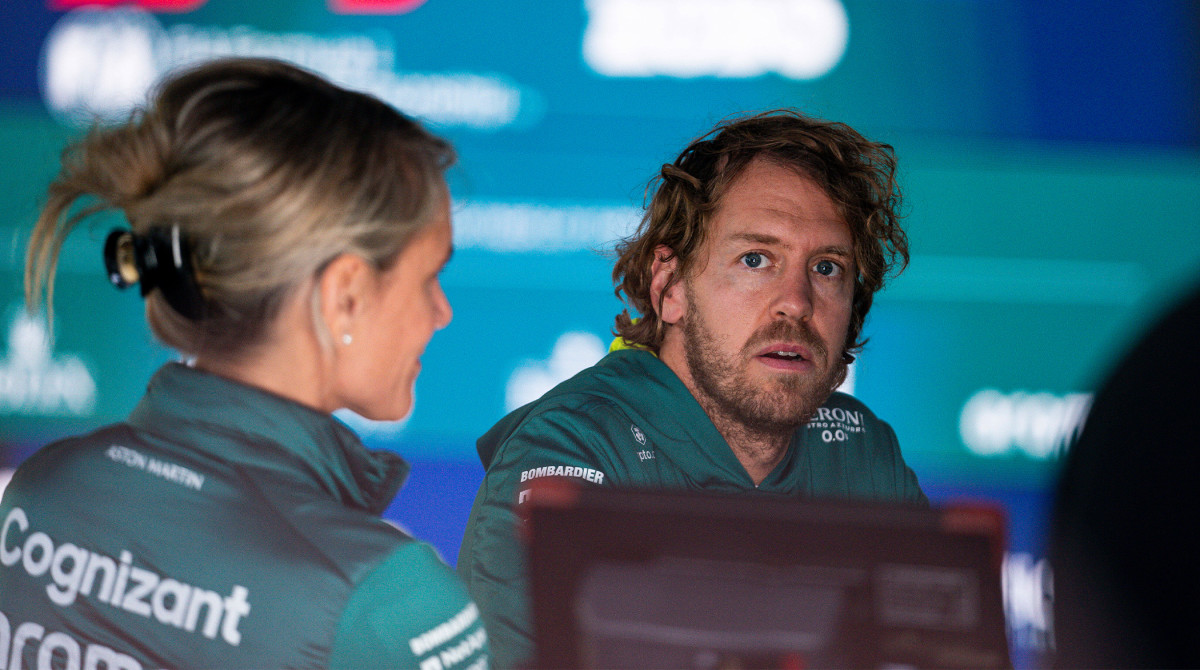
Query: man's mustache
742 320 829 361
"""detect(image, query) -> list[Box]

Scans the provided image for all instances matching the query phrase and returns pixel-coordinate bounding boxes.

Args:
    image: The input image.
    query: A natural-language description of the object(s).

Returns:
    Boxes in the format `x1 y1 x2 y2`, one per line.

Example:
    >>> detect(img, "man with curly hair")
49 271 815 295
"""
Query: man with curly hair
459 110 928 668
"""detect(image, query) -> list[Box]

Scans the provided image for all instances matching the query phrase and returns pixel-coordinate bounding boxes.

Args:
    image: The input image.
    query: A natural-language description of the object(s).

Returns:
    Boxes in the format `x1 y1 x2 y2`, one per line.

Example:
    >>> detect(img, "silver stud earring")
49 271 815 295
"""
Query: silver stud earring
341 333 353 345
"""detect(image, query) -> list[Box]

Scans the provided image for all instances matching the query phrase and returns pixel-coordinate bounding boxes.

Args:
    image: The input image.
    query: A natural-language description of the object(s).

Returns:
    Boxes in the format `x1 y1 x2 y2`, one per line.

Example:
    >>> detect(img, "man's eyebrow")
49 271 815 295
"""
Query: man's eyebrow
724 233 853 258
726 232 782 245
815 245 853 258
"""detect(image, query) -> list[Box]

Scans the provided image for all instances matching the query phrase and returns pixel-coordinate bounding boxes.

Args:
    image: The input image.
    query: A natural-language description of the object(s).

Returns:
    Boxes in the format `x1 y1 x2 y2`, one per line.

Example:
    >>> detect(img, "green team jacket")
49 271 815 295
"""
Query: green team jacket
0 363 488 670
458 348 926 668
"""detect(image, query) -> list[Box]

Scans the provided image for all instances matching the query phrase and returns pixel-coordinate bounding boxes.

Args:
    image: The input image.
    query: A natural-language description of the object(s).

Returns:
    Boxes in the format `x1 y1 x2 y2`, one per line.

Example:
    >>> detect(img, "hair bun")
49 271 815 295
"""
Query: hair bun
103 227 205 320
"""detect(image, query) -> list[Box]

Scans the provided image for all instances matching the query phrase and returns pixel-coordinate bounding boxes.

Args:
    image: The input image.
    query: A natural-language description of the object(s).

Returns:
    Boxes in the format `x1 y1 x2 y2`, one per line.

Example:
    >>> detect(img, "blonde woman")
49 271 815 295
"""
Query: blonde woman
0 58 488 669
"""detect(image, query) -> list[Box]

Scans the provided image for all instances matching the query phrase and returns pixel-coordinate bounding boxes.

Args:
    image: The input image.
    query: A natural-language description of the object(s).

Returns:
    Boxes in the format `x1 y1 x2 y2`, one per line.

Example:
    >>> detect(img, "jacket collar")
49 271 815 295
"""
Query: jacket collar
127 362 409 515
587 350 807 490
578 350 763 487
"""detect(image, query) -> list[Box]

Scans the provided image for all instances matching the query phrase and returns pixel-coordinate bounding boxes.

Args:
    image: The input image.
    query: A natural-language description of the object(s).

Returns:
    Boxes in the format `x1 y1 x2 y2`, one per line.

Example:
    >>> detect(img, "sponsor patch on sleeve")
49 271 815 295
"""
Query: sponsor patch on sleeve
519 465 605 486
408 602 487 670
515 465 606 504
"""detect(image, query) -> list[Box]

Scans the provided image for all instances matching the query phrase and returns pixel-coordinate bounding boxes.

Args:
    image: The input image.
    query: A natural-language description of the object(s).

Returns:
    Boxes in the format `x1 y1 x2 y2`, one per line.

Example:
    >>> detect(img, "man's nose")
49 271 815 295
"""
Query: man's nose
771 268 814 322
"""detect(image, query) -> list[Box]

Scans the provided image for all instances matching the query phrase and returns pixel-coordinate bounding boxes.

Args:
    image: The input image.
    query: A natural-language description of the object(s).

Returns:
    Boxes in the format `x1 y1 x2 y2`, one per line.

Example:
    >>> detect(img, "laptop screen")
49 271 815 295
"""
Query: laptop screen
523 480 1010 669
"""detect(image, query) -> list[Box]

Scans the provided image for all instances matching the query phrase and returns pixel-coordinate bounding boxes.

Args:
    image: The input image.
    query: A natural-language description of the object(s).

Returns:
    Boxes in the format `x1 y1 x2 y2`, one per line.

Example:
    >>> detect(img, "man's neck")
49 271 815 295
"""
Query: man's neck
693 394 793 486
659 341 793 486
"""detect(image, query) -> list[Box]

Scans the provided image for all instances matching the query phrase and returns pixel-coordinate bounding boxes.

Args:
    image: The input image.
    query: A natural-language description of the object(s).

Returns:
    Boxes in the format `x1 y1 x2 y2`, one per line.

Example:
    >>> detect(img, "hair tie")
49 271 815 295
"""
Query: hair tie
104 226 206 320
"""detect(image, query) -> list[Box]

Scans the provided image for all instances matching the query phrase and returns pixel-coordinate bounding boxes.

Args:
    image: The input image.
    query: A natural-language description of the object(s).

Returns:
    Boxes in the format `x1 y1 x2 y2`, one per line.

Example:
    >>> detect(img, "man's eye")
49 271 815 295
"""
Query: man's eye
741 252 769 269
814 260 842 277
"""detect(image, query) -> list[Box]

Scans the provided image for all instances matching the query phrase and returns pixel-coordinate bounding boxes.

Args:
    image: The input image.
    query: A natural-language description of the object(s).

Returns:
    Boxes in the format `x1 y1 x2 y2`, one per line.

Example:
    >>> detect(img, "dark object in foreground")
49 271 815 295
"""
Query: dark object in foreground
525 480 1011 670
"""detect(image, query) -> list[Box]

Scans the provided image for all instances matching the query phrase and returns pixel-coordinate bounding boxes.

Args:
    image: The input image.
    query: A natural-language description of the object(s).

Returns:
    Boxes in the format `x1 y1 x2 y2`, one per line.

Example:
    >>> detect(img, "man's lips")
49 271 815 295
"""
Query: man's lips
753 343 816 369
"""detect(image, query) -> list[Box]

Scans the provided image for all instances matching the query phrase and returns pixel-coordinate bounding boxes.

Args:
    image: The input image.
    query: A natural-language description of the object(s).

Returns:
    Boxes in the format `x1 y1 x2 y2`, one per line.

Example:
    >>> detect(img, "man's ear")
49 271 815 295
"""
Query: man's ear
649 245 685 325
317 253 373 344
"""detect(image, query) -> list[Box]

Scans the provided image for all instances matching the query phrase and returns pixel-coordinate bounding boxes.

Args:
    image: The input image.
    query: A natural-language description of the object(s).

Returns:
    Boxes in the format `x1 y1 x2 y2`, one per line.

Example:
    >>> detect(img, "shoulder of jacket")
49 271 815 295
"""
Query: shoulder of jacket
331 542 482 668
498 392 633 449
476 355 661 467
362 541 460 591
15 423 139 471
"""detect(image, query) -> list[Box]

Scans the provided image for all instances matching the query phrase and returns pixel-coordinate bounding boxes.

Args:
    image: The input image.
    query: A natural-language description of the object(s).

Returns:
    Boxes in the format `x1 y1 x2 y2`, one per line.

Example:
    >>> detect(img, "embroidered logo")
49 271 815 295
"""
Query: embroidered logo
630 424 647 445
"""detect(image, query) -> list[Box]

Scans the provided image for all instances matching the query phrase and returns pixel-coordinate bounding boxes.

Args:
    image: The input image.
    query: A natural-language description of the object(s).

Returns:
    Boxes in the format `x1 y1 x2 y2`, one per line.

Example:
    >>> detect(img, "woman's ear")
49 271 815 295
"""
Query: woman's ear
649 245 686 325
318 253 373 346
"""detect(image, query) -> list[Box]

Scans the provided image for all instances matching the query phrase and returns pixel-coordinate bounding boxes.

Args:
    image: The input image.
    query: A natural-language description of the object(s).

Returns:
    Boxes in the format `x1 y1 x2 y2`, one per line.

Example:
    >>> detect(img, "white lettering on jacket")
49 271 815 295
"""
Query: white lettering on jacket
1 609 143 670
1 506 250 646
518 465 605 485
105 445 205 491
806 406 866 442
409 602 481 657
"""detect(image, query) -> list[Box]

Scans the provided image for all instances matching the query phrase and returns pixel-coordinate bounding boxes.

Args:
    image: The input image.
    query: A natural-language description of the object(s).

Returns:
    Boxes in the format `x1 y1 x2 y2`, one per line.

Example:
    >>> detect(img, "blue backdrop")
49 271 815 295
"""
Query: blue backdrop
3 1 1199 666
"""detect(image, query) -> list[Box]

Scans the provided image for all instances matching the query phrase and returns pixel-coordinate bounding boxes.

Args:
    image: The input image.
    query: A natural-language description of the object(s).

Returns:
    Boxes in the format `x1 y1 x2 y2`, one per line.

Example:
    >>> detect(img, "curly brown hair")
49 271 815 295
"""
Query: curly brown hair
612 109 908 357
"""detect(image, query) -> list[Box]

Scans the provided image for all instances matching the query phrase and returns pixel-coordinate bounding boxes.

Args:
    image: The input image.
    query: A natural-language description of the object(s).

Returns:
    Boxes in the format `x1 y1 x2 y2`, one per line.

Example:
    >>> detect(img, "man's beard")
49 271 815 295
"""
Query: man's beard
682 300 847 436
